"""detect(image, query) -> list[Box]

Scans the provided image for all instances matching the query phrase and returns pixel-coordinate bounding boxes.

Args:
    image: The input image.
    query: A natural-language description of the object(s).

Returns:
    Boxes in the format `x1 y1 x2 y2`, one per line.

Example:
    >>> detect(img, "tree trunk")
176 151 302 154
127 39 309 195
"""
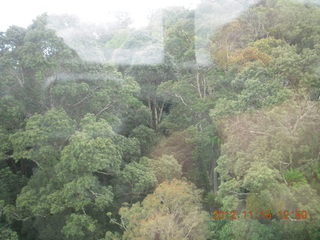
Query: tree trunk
213 166 218 193
212 142 218 193
196 66 203 99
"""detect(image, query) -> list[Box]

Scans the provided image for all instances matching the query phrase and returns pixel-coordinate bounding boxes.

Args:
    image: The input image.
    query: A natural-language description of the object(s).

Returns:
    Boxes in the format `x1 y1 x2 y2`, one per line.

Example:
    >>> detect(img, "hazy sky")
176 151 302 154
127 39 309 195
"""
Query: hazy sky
0 0 200 31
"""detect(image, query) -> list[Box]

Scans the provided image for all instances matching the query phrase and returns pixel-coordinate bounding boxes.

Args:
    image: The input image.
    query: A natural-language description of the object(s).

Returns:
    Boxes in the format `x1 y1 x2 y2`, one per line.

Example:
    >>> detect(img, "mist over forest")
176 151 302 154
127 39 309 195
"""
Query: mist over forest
0 0 320 239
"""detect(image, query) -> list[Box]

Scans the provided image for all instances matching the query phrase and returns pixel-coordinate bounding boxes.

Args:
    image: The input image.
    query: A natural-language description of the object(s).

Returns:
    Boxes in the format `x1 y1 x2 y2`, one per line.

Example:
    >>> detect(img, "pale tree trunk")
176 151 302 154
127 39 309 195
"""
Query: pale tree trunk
149 95 164 130
212 142 219 193
213 162 218 193
158 102 165 125
209 158 218 193
153 95 159 129
196 66 203 99
202 76 207 99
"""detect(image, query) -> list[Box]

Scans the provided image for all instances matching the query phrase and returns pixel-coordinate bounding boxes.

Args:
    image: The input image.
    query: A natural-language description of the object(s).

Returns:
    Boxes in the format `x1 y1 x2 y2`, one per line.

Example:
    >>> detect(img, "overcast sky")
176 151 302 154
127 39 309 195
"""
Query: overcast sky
0 0 201 31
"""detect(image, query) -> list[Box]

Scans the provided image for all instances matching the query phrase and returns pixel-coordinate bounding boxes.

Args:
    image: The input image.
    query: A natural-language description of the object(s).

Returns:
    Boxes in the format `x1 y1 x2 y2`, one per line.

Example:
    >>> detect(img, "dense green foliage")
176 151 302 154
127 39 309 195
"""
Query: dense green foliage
0 0 319 239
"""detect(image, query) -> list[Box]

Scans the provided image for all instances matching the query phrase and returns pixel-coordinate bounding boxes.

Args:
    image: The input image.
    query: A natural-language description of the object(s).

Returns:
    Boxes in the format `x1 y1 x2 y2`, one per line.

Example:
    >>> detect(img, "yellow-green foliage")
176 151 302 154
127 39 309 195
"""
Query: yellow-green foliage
119 179 209 240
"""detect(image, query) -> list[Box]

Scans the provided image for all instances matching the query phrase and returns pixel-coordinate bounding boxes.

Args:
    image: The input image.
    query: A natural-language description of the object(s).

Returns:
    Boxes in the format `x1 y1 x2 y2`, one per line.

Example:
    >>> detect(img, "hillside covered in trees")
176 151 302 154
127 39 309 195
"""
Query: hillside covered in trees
0 0 320 239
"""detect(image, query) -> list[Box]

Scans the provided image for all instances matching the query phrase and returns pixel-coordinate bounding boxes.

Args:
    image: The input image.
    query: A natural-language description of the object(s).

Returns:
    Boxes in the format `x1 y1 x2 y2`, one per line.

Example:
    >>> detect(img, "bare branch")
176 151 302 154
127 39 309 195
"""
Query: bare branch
174 94 188 106
292 102 316 133
67 87 100 107
96 104 112 117
248 130 273 137
94 171 114 176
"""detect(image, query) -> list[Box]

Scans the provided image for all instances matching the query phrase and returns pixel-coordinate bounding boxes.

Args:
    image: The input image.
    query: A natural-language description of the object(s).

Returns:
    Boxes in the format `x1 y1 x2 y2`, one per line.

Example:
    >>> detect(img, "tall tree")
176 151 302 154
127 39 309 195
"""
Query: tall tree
109 179 209 240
